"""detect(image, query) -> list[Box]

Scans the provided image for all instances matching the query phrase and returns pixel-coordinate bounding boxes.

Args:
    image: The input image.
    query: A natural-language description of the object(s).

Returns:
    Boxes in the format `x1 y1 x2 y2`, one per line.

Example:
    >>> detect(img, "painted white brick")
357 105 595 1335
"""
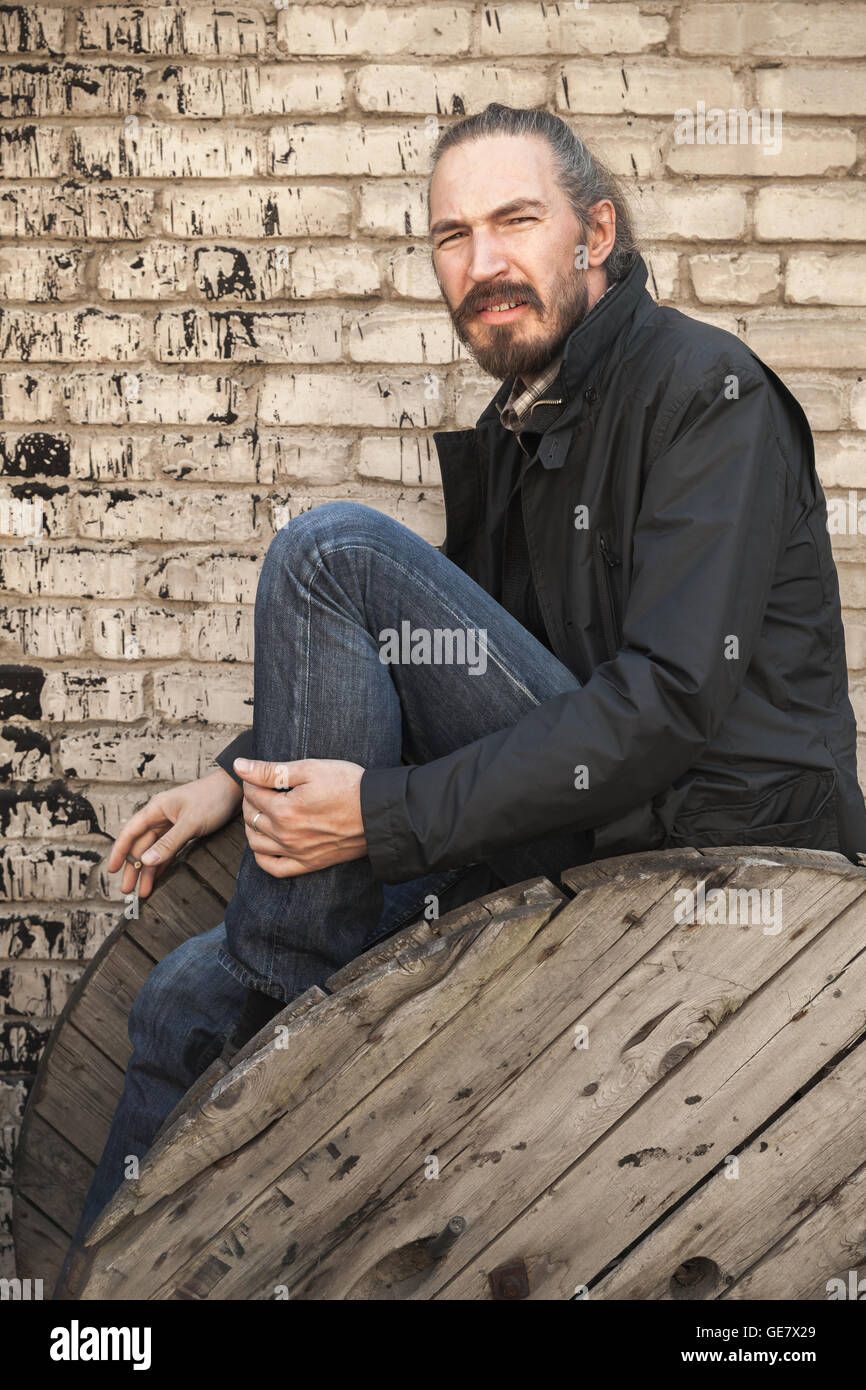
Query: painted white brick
690 253 781 305
63 371 251 425
0 248 87 303
97 243 190 301
152 64 346 118
290 245 380 299
556 59 744 115
160 184 352 239
258 371 446 428
154 308 343 363
479 3 667 55
153 666 253 723
40 668 146 722
77 7 267 57
756 66 866 116
257 432 352 486
75 486 259 542
0 7 65 54
91 606 186 660
347 307 465 364
0 183 156 240
786 252 866 307
681 5 866 58
743 312 866 370
355 63 548 114
0 61 147 117
269 123 431 177
357 435 442 486
277 6 471 58
142 550 261 604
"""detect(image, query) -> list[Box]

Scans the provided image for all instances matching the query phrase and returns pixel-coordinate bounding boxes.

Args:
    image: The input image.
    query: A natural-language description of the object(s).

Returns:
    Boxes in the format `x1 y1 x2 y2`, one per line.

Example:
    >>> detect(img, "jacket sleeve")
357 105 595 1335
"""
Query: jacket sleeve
360 367 790 882
212 728 255 787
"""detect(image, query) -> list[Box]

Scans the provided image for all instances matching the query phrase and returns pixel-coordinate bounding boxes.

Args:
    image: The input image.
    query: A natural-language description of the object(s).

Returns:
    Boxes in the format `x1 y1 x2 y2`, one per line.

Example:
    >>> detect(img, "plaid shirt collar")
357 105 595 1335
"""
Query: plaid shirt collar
495 285 611 433
496 353 564 433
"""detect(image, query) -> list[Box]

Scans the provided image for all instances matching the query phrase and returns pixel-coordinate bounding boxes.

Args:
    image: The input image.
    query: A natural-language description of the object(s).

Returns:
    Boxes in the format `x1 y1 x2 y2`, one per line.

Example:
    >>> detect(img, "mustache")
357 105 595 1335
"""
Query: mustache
453 283 543 326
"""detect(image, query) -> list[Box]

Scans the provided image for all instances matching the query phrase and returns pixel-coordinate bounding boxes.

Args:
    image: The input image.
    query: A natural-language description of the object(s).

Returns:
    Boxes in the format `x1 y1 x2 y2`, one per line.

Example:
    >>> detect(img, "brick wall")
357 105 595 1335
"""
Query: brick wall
1 1 864 1272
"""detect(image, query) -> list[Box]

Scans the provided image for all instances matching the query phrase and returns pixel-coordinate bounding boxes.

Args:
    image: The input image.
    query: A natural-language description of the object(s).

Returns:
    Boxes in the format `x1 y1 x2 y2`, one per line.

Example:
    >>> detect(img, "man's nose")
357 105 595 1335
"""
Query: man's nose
466 233 511 284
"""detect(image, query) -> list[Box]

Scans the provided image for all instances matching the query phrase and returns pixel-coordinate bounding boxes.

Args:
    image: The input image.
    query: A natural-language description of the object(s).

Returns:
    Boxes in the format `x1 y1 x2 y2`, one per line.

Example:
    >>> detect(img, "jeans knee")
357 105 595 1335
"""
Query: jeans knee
266 501 392 569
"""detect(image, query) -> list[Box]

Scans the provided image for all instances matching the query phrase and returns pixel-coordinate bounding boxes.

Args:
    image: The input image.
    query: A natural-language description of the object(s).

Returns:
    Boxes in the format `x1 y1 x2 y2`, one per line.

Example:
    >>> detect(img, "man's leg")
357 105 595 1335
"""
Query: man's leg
66 499 585 1258
219 500 586 1004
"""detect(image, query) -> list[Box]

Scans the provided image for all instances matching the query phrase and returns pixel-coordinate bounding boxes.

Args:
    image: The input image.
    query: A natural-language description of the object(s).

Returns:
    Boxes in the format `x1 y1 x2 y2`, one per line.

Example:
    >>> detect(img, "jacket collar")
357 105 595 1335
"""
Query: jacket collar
471 254 651 465
558 252 649 401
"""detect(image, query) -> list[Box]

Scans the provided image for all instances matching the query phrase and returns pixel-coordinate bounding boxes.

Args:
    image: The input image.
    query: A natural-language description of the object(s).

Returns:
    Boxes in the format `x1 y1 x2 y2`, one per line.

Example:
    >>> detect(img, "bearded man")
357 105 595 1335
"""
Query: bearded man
66 103 866 1250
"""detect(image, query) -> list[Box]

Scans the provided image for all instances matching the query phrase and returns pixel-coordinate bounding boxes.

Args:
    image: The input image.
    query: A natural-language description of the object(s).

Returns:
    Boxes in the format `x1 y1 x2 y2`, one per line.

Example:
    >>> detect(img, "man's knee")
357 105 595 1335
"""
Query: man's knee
265 500 400 574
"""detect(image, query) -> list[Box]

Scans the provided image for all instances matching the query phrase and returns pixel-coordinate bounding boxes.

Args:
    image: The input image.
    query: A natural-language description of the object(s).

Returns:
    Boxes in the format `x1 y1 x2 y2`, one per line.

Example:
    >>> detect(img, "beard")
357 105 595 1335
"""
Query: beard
445 263 590 381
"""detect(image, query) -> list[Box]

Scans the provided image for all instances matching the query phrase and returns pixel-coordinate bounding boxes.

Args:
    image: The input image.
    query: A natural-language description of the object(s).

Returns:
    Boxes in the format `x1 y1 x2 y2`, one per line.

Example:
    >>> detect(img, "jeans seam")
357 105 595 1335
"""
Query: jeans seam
313 538 546 707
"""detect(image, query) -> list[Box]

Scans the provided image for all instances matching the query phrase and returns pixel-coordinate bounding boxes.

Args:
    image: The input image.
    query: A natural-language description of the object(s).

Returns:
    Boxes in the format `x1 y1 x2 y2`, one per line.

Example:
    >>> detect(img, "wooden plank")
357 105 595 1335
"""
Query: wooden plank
324 898 491 994
12 1113 95 1238
722 1162 866 1301
11 1196 71 1290
63 934 155 1070
184 835 243 904
33 1024 125 1166
591 1033 866 1299
430 876 866 1299
65 883 568 1297
559 844 864 895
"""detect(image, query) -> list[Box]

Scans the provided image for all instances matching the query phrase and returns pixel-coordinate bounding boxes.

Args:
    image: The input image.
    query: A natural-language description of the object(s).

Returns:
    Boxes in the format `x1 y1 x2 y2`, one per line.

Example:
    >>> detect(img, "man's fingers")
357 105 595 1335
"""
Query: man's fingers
108 805 167 872
253 851 303 878
139 818 194 867
234 757 310 789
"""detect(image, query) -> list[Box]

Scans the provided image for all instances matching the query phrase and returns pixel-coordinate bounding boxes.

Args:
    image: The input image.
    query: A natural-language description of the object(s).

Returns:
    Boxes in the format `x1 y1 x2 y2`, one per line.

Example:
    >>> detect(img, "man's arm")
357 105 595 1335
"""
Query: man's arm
360 366 790 881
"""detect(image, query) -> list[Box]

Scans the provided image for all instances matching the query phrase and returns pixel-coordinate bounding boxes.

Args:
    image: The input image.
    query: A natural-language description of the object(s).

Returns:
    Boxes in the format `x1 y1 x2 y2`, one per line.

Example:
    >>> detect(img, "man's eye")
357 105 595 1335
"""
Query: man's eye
508 216 535 225
437 231 465 247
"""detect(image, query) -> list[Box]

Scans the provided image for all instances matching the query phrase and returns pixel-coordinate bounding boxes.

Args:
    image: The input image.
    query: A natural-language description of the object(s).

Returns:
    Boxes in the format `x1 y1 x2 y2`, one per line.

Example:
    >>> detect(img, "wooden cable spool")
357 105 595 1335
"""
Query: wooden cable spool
13 830 866 1300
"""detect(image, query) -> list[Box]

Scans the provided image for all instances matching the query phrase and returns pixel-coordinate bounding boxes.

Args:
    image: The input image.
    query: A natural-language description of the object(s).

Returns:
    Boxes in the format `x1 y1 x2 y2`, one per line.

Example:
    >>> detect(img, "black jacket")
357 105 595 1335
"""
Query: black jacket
217 254 866 882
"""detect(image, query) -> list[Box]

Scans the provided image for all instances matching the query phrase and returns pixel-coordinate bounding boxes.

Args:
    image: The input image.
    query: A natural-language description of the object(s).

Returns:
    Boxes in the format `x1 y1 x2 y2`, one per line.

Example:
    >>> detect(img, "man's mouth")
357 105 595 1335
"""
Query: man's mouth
475 297 532 323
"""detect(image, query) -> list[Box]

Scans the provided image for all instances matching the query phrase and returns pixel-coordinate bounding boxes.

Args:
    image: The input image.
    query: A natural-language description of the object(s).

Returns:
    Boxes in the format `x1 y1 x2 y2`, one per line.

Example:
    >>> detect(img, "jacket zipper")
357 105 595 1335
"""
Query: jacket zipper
527 396 563 417
594 532 621 659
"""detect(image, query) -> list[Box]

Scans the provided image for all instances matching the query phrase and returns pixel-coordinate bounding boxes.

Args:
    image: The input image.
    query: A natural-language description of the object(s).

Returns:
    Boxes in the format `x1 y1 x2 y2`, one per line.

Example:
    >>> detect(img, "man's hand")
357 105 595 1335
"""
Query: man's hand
235 757 367 877
110 768 244 901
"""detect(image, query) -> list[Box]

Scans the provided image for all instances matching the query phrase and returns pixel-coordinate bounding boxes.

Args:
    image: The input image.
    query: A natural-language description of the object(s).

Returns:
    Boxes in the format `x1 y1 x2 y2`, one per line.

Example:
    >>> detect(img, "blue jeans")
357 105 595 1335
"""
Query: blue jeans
73 502 589 1244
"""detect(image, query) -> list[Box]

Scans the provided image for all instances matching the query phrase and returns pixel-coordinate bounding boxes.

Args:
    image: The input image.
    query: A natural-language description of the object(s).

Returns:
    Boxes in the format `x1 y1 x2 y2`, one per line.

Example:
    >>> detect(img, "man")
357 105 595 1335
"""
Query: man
68 103 866 1255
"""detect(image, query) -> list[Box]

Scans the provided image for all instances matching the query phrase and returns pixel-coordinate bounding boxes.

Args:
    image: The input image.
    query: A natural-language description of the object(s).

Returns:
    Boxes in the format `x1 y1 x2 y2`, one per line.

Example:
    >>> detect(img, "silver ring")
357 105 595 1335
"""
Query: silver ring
252 811 262 831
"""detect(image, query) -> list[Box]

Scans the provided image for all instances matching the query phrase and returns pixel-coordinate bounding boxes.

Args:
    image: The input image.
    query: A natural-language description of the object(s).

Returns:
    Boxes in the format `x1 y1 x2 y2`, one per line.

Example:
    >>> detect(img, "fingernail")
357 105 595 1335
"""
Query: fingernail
141 847 160 864
234 758 252 773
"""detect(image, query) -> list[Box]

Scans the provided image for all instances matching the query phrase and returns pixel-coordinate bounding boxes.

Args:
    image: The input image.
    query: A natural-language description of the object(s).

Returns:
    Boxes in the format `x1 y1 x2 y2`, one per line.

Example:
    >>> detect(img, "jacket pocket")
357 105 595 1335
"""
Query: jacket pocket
667 767 840 853
593 530 621 660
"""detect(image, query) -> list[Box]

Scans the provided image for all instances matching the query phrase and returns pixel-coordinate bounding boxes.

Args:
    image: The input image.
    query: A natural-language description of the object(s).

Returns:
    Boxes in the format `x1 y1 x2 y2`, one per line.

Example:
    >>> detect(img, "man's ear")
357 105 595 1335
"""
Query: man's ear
586 199 617 266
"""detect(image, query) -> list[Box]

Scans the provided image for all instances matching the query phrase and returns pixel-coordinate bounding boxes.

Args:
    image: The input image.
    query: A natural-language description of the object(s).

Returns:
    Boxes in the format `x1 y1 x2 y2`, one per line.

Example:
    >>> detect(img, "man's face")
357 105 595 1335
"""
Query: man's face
429 133 601 381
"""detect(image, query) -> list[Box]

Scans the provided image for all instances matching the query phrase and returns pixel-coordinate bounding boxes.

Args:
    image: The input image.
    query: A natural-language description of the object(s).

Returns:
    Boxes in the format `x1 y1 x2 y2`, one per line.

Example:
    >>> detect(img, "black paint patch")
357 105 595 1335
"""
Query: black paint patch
0 1018 51 1074
0 664 45 720
0 912 68 958
0 432 70 477
0 779 100 835
194 246 257 301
